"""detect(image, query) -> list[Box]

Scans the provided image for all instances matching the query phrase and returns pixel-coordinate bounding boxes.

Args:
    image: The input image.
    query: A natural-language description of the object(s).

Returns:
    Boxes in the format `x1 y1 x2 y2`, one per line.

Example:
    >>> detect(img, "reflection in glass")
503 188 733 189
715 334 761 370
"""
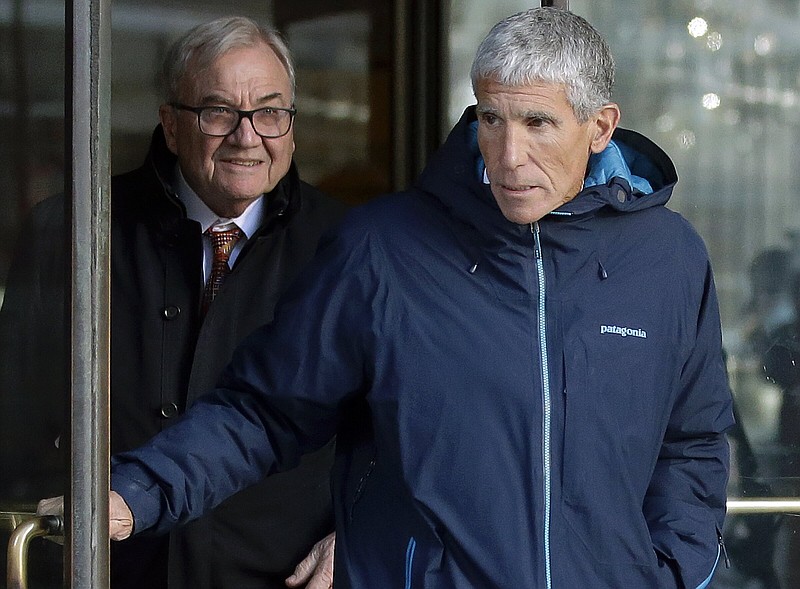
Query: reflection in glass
288 10 392 205
0 3 67 587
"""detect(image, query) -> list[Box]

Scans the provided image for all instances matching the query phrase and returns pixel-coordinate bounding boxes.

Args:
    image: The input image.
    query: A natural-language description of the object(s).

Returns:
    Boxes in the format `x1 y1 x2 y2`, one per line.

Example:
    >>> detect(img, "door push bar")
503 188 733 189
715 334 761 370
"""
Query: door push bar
4 498 800 588
727 498 800 514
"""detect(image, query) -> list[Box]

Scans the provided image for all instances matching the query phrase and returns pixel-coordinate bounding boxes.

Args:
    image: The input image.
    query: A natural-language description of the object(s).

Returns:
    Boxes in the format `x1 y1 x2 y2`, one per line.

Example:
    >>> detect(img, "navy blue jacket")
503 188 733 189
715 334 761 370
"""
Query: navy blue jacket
112 107 734 588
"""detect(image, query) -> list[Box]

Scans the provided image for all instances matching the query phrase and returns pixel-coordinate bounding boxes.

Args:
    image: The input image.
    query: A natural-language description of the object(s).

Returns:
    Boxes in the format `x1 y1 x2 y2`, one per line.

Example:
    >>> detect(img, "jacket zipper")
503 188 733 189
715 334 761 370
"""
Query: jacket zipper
349 457 376 522
404 537 417 589
718 528 730 568
532 222 553 589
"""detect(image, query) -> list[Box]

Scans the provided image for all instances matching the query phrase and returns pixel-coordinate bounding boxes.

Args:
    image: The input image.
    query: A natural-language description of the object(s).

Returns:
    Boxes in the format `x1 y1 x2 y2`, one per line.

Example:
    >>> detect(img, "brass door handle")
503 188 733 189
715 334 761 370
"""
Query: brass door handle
7 515 63 589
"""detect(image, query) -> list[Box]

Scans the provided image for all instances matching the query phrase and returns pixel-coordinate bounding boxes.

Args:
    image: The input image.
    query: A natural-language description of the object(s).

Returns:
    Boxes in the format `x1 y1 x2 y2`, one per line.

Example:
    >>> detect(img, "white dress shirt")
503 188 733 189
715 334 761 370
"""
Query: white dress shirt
174 165 266 284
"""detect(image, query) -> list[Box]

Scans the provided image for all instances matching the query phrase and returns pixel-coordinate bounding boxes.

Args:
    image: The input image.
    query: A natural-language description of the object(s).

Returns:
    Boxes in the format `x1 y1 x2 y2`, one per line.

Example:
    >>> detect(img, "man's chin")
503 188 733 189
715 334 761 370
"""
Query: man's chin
205 191 265 218
496 195 573 225
499 208 547 225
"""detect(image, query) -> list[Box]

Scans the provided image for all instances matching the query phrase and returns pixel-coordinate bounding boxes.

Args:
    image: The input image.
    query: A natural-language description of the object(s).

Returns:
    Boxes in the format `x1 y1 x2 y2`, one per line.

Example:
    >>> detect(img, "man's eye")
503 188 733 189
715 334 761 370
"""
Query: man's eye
206 107 232 116
528 117 549 127
480 113 498 126
259 107 276 115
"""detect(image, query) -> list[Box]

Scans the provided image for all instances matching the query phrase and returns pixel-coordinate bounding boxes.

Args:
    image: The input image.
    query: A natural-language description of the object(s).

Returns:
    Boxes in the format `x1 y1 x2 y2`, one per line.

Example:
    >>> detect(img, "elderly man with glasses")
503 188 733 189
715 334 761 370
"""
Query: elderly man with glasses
0 15 344 589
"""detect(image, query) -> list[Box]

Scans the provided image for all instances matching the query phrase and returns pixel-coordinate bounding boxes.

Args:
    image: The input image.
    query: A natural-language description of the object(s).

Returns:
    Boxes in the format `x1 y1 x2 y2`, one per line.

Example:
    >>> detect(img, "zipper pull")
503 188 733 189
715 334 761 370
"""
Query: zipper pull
531 222 542 259
598 260 608 280
718 528 730 568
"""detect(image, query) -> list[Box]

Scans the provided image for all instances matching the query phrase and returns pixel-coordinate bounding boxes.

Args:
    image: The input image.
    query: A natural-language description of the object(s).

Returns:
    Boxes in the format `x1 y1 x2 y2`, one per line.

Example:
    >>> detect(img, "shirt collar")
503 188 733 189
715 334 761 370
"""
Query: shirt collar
174 164 265 239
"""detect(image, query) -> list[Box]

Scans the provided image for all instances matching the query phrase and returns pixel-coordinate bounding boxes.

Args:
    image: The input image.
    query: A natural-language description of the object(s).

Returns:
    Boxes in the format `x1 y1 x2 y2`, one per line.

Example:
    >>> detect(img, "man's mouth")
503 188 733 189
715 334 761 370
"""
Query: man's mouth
501 184 535 192
223 159 262 167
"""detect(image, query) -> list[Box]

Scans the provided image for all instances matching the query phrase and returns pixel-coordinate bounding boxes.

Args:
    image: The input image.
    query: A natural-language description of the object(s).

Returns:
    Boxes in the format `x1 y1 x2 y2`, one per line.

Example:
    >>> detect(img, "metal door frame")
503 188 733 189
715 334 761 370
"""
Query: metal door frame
66 0 111 586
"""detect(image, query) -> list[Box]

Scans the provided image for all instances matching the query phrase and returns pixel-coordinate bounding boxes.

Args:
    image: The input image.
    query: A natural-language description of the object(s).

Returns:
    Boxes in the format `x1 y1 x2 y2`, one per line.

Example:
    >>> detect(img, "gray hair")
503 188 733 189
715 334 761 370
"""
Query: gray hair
162 15 296 104
470 8 614 122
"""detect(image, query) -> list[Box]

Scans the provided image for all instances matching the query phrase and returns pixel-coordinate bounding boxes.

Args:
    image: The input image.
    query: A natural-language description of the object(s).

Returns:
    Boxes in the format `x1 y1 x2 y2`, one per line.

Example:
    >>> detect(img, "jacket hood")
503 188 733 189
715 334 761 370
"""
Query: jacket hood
415 106 678 242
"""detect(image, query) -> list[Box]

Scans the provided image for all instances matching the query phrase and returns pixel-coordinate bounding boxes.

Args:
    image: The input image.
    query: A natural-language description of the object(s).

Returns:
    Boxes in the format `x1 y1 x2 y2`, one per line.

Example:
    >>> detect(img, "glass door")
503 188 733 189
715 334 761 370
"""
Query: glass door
0 0 71 586
1 0 111 585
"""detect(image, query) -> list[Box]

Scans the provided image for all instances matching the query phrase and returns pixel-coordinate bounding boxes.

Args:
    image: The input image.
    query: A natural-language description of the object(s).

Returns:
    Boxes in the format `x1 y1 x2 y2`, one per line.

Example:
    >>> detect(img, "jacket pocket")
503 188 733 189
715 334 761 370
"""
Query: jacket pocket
560 336 657 568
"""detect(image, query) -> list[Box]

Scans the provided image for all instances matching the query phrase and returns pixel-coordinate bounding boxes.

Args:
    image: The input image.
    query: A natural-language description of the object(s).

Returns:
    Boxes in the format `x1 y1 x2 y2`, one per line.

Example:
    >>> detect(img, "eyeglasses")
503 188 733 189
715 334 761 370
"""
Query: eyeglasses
170 103 296 138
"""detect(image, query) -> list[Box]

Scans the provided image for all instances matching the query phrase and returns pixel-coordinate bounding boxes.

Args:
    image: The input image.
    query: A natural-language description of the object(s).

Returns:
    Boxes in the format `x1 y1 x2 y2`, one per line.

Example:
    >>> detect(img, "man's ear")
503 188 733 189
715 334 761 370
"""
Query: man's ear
589 103 621 154
159 104 179 155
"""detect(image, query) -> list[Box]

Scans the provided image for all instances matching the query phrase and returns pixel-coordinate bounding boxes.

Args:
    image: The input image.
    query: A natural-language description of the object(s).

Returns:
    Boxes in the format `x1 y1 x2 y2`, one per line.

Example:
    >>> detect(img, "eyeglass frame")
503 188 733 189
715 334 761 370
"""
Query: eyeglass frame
170 103 297 139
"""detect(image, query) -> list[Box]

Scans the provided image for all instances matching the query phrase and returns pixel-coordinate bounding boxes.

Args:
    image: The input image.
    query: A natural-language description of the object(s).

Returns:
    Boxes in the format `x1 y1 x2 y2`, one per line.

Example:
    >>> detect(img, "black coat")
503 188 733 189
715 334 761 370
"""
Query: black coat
0 126 346 588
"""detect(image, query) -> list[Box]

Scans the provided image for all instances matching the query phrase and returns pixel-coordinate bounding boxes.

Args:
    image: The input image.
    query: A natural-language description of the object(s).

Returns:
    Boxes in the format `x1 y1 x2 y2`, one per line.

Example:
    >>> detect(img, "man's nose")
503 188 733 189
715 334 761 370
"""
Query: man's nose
499 128 525 168
227 114 262 147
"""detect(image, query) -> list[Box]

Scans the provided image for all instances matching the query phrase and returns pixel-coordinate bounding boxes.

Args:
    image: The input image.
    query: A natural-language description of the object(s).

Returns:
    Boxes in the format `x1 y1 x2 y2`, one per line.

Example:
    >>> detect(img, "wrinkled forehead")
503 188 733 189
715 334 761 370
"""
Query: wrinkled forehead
179 42 291 101
476 78 571 107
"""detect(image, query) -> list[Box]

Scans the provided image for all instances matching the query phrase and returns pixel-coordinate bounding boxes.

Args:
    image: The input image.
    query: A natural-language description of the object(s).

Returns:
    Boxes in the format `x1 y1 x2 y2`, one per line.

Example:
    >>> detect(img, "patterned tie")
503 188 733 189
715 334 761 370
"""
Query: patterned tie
202 224 243 314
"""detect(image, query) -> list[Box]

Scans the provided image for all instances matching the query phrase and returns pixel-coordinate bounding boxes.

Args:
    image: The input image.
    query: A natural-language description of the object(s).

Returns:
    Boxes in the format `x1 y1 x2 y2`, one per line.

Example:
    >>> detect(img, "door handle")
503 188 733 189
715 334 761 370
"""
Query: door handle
727 497 800 514
6 514 63 589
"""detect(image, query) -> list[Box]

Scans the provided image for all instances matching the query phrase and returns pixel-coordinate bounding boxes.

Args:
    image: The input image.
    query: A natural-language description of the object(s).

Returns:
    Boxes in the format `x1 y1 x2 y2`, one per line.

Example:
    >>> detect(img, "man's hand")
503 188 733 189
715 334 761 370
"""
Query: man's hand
109 490 134 541
35 496 65 544
37 491 134 541
36 496 64 518
285 531 335 588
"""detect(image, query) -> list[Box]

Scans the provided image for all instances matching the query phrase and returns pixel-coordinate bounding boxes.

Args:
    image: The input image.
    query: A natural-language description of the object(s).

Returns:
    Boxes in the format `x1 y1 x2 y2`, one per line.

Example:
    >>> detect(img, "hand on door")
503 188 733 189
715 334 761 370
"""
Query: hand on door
109 490 134 540
36 491 134 541
34 496 66 544
36 496 64 518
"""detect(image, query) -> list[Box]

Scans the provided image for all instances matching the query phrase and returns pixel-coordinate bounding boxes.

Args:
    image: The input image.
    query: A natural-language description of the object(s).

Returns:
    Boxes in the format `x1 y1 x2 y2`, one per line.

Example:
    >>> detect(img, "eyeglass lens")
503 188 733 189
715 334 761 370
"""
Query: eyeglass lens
199 108 292 138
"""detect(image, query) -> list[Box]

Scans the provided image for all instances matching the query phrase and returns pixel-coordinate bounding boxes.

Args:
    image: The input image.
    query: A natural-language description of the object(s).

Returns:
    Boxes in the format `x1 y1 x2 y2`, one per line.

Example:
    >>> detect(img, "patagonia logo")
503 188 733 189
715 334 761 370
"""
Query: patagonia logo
600 325 647 339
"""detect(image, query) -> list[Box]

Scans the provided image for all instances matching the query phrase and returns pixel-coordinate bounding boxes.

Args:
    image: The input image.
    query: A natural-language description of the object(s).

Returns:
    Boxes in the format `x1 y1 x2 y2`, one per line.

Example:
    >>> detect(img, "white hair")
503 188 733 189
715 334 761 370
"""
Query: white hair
471 8 614 122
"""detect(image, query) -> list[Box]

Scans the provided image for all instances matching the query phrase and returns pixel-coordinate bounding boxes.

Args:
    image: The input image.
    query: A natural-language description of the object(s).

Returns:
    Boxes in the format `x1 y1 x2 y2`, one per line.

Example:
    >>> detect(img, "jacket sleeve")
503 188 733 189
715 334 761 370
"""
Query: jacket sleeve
111 211 378 535
644 258 734 589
